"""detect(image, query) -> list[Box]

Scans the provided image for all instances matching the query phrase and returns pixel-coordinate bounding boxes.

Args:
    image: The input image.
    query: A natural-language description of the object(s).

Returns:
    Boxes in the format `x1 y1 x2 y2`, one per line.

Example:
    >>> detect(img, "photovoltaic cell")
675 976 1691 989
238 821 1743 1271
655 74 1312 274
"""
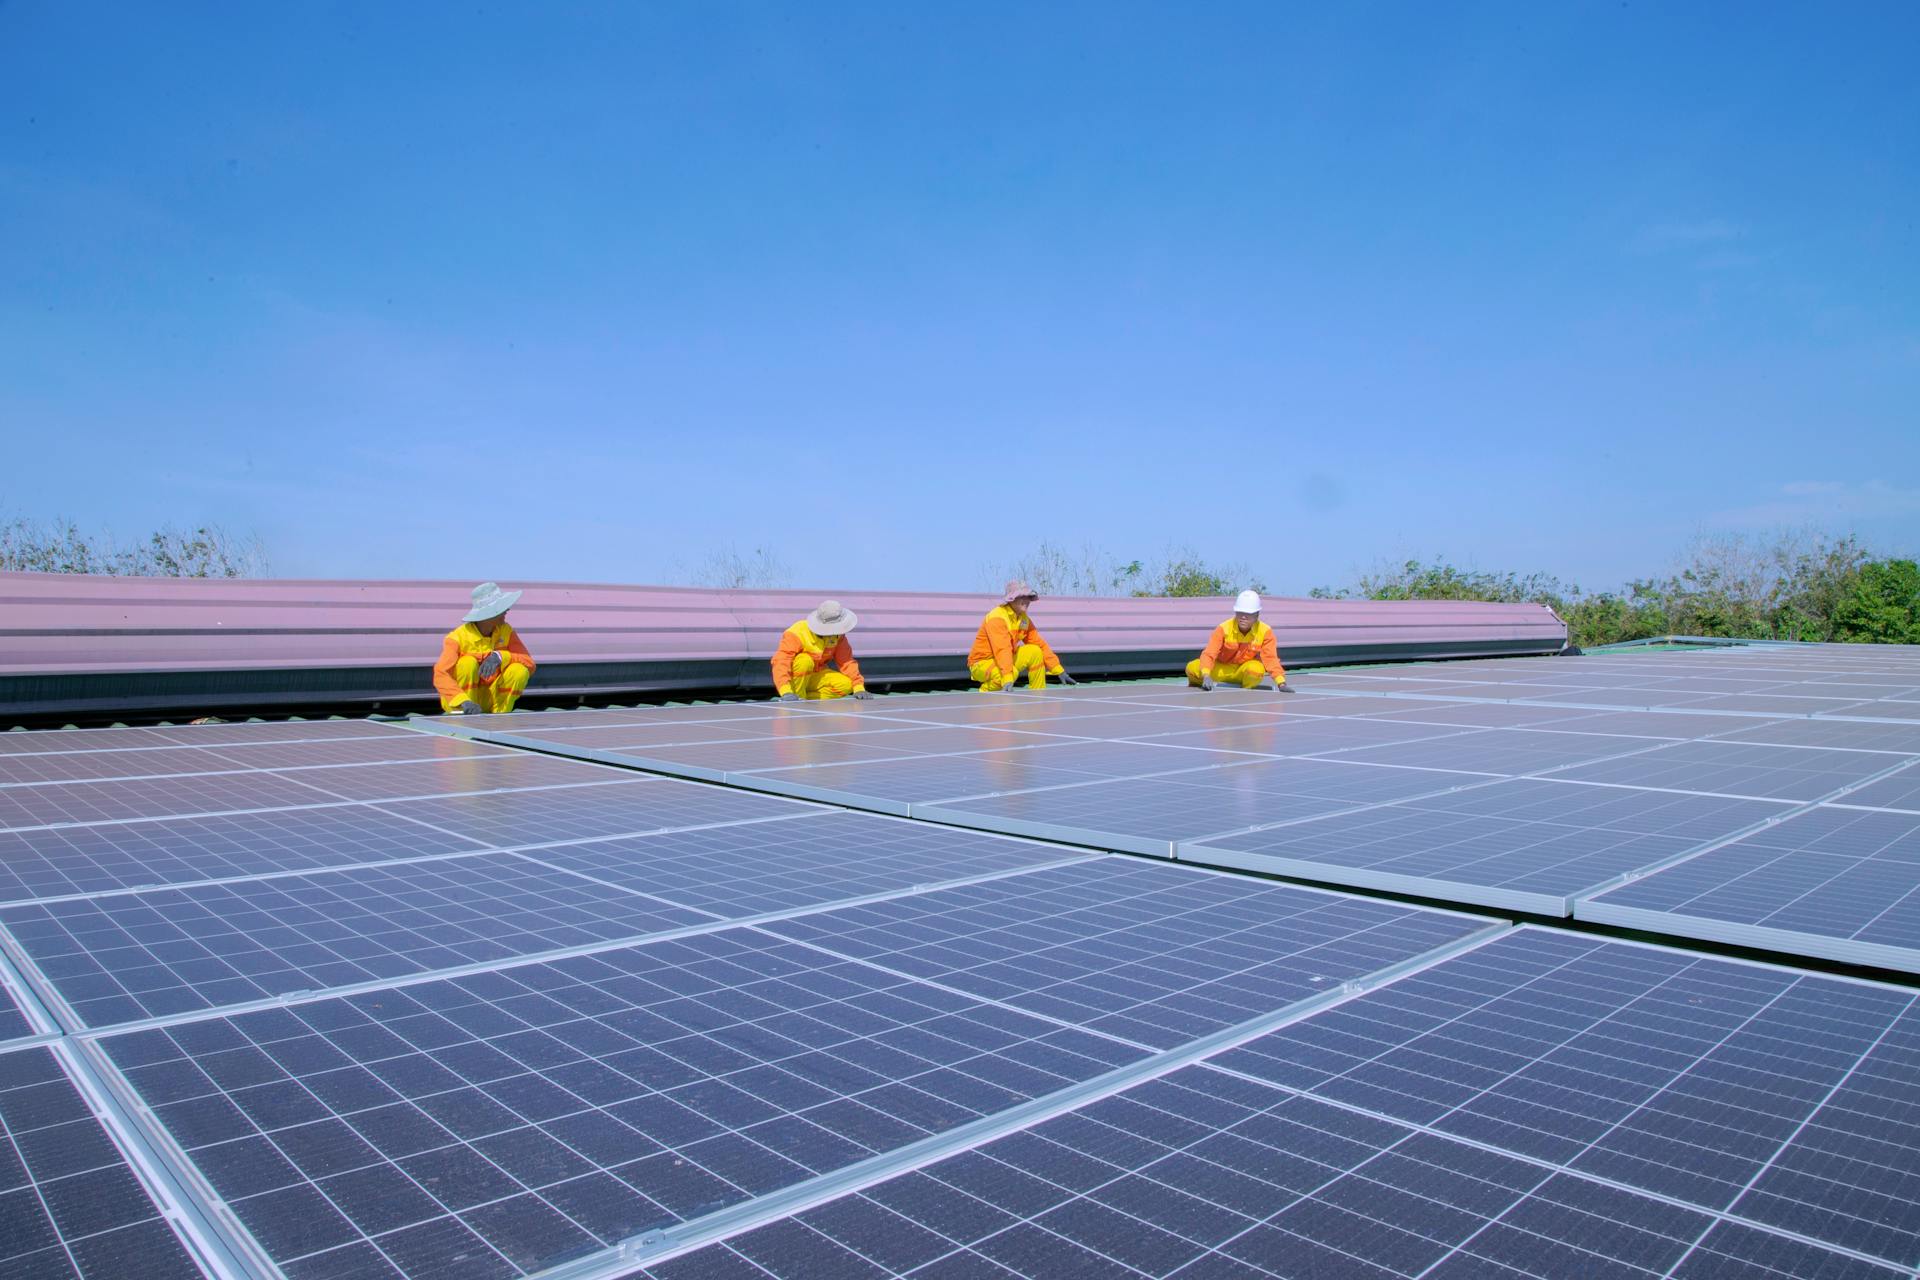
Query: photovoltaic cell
0 747 249 788
1549 739 1899 801
1836 761 1920 812
266 753 630 803
634 1061 1903 1280
0 727 178 754
1210 928 1920 1268
1576 806 1920 970
915 777 1364 857
370 779 816 849
0 1044 211 1279
98 929 1144 1280
762 860 1493 1049
0 806 488 905
526 811 1086 920
0 771 345 832
1185 779 1788 914
0 853 717 1028
1324 728 1668 776
744 754 1101 814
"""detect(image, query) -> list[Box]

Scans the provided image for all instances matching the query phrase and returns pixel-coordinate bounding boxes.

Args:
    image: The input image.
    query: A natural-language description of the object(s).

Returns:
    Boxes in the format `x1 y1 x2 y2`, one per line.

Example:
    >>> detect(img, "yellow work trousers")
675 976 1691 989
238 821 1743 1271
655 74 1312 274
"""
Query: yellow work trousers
972 644 1052 691
789 654 854 700
445 657 531 712
1187 659 1271 689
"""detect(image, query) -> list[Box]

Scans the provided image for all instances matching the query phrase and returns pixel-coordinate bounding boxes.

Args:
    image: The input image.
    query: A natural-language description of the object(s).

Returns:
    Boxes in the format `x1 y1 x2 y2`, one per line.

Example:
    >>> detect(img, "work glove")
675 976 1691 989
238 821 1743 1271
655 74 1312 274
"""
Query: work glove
1055 672 1078 686
776 692 800 703
476 651 502 681
455 702 485 716
1273 681 1295 694
1200 676 1215 691
851 690 874 700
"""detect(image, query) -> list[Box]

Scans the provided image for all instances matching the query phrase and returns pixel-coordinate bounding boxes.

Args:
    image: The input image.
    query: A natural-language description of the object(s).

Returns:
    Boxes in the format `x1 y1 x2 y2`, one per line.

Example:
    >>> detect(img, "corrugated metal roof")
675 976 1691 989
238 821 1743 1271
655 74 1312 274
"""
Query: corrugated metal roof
1 572 1567 676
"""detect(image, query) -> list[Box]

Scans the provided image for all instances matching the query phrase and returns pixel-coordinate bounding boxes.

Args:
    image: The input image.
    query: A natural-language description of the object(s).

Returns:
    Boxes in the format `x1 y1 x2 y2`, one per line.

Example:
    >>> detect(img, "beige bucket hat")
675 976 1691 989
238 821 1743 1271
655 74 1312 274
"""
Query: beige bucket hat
1001 579 1040 605
464 582 522 622
808 600 858 635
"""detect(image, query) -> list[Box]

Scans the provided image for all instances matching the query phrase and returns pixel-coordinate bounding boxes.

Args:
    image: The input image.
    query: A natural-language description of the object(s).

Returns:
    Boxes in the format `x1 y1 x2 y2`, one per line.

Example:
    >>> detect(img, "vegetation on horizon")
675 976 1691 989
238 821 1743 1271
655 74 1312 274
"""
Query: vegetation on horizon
1312 532 1920 648
1 514 268 578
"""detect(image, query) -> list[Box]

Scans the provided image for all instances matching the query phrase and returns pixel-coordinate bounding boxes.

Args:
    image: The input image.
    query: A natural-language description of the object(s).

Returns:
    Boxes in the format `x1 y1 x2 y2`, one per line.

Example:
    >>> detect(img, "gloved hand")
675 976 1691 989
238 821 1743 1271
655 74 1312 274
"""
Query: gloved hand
851 689 874 700
476 651 502 681
1055 672 1078 686
1274 681 1295 694
455 702 485 716
1200 676 1215 691
776 692 800 703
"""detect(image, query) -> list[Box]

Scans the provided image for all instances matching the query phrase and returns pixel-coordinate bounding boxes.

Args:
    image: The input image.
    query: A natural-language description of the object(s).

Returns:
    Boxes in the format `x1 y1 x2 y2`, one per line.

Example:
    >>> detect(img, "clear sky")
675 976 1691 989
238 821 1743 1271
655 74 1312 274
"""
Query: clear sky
3 2 1915 595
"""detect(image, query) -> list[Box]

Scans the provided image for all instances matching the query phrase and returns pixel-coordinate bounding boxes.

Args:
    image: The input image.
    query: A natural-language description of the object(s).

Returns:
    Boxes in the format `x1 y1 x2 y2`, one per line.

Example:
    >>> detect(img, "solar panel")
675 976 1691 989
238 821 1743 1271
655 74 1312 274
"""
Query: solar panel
0 854 719 1029
1324 728 1671 775
1834 760 1920 812
94 929 1150 1280
1548 738 1904 801
632 928 1919 1279
525 812 1090 920
0 727 179 753
369 779 817 849
1185 780 1789 914
743 754 1101 815
0 954 53 1048
0 806 488 905
0 771 346 832
915 777 1365 858
0 1042 221 1279
1576 806 1920 971
0 735 513 788
759 860 1497 1049
266 752 631 803
1717 718 1920 753
1213 928 1920 1268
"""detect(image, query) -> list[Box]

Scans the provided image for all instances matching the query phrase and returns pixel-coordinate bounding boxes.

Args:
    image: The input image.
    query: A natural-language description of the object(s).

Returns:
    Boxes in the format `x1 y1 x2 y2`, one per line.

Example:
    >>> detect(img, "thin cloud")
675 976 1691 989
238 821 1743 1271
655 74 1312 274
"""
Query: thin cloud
1712 480 1920 528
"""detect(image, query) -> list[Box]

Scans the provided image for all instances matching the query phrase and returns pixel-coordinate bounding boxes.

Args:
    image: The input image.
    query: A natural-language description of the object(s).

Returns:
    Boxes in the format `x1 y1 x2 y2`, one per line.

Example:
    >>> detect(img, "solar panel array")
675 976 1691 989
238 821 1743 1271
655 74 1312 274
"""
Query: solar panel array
1 639 1917 1278
450 642 1920 968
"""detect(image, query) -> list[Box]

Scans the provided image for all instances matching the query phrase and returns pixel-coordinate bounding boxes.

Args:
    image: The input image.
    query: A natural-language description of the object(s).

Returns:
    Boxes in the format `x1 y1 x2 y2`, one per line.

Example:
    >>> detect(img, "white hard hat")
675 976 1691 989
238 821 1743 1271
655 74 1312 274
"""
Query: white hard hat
1234 590 1262 614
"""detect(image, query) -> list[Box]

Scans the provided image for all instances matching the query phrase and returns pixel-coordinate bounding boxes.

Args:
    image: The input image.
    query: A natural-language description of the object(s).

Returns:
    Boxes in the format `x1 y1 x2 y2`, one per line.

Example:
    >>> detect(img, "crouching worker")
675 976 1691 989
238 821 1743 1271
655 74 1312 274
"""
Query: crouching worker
970 580 1078 692
435 582 536 715
1189 591 1291 693
773 600 872 701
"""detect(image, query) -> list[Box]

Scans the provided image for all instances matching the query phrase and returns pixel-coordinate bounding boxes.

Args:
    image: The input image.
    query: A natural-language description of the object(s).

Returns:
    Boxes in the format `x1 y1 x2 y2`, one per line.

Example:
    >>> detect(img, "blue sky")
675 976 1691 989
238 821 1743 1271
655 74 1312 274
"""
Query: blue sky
3 1 1915 595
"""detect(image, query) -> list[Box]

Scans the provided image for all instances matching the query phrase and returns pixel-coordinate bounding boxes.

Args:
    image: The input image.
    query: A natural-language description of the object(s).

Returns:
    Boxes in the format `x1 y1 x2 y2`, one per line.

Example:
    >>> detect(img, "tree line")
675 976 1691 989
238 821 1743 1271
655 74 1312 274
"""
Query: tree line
1311 533 1920 648
8 516 1915 649
1 515 268 578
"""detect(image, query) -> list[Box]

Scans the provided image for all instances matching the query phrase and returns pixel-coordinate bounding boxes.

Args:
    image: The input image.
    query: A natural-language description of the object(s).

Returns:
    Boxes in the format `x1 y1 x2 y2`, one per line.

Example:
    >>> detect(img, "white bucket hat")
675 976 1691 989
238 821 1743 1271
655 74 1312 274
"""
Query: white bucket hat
464 582 522 622
1234 590 1262 614
808 600 857 635
1001 579 1040 605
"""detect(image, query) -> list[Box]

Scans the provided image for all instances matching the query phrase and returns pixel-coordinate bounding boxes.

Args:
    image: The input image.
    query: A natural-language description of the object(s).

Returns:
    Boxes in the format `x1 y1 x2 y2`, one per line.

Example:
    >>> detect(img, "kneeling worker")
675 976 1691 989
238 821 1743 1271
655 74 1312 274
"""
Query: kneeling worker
1189 591 1291 692
773 600 872 701
970 580 1078 691
435 582 536 715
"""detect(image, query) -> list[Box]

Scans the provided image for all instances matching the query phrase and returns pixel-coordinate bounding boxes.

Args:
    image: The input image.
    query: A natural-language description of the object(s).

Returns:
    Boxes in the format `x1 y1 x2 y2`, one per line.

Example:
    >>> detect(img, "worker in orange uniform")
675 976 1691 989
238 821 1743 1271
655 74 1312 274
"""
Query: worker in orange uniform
434 582 537 715
772 601 872 702
970 580 1078 692
1189 591 1291 692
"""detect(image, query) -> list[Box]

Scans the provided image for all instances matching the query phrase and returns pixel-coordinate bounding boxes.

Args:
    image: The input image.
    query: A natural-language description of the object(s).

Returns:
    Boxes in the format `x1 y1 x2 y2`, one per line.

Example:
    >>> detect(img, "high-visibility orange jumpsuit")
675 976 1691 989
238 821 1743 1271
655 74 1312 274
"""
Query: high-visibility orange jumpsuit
1188 619 1286 689
969 604 1064 691
772 621 865 700
434 622 536 712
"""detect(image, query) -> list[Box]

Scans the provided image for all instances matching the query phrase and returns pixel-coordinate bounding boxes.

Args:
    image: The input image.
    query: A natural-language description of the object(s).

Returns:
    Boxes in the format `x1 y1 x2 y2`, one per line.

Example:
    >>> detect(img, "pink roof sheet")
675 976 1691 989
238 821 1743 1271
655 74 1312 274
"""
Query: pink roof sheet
2 572 1566 675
